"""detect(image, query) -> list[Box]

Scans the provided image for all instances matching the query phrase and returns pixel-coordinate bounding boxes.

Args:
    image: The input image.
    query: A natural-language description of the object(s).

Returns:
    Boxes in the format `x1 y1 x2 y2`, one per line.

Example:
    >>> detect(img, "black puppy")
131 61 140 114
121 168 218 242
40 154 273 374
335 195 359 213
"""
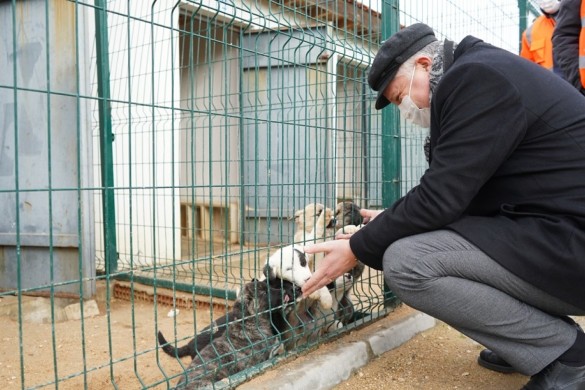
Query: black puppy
158 278 300 359
172 278 301 389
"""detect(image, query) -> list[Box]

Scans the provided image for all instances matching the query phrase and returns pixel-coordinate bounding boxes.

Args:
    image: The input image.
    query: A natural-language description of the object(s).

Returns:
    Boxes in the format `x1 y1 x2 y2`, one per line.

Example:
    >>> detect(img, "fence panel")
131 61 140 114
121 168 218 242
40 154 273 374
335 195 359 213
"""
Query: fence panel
0 0 528 388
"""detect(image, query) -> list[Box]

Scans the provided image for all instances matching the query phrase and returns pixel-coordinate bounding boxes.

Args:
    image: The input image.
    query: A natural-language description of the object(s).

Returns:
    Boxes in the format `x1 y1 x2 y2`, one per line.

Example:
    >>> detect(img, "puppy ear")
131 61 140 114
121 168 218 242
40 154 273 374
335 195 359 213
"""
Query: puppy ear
292 209 303 221
263 263 275 279
293 248 307 267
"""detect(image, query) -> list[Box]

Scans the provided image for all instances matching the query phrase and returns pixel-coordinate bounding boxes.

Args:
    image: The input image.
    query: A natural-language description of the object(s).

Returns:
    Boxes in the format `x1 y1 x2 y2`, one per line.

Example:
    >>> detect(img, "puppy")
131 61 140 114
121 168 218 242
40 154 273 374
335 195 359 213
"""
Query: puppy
173 277 301 389
158 278 300 361
292 203 324 240
293 203 335 244
264 244 332 310
334 201 363 231
264 245 336 350
325 273 356 332
293 204 334 272
158 314 231 360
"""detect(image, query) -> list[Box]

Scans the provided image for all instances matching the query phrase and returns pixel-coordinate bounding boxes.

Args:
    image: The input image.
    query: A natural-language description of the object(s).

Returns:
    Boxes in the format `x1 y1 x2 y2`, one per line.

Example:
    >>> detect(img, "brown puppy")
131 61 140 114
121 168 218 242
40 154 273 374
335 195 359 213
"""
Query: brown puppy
334 201 363 231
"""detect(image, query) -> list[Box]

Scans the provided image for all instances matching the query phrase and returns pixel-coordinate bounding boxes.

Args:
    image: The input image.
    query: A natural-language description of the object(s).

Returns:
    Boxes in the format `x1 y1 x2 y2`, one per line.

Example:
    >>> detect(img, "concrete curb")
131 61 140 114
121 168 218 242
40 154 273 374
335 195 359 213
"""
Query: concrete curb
238 311 436 390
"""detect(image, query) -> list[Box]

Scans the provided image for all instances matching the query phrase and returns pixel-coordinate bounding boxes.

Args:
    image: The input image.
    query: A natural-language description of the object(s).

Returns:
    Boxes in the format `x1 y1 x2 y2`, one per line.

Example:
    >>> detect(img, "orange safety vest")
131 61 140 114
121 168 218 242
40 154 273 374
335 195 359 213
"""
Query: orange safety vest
580 0 585 87
521 15 556 70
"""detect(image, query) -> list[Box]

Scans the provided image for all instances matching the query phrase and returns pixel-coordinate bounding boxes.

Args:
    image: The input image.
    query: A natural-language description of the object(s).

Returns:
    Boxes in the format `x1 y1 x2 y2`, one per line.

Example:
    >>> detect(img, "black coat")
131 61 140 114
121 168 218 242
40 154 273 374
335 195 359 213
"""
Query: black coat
351 36 585 310
552 0 585 95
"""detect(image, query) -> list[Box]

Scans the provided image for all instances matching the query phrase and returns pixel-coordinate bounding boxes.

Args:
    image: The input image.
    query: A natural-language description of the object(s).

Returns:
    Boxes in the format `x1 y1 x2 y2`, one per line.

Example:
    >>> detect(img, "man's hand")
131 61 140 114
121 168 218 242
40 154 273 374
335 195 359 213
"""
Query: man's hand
301 239 358 298
361 208 384 224
335 208 384 240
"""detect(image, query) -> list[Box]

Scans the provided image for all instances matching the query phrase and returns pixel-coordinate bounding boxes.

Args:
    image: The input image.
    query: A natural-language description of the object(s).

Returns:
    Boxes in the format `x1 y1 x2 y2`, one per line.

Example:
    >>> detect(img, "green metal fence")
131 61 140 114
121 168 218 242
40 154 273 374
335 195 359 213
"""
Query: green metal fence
0 0 533 388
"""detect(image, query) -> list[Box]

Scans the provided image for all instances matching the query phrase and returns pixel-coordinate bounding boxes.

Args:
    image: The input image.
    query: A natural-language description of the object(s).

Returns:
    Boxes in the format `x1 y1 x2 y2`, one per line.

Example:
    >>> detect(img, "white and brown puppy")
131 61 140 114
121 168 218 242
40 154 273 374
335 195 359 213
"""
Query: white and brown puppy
292 203 324 240
292 203 335 244
292 204 335 270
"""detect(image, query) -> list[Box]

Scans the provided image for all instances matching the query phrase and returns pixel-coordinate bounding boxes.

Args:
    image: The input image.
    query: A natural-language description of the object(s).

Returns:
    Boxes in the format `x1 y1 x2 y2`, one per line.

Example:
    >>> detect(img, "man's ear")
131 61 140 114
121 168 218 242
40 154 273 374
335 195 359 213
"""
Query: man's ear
417 56 433 71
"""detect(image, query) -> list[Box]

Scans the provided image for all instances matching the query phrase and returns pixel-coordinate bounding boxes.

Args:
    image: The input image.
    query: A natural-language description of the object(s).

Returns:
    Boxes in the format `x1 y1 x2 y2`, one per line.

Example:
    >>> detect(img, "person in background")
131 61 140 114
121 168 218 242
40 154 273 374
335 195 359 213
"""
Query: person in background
301 23 585 389
521 0 562 75
552 0 585 94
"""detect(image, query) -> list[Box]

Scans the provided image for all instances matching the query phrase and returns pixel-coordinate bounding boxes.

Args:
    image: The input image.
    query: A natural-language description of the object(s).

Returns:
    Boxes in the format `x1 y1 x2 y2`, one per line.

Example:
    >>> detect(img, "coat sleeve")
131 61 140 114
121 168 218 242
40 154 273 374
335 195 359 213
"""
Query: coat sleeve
552 0 585 94
349 63 527 270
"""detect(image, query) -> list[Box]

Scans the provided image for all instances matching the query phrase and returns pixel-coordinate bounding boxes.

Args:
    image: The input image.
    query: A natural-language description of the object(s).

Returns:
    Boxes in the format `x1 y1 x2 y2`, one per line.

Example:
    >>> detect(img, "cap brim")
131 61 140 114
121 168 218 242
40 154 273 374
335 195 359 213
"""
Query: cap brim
374 75 393 110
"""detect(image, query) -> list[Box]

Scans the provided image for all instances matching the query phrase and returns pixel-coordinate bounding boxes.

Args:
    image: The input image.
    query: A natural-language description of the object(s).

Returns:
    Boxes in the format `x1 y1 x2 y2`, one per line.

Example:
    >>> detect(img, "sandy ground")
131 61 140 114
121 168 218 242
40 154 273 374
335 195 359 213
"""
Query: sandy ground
2 287 583 390
334 319 529 390
0 296 203 390
333 311 585 390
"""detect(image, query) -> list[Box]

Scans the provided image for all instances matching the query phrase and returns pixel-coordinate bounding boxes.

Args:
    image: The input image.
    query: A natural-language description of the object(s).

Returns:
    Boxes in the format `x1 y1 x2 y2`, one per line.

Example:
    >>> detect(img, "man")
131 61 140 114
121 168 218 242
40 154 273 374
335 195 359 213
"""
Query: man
302 23 585 389
521 0 562 74
552 0 585 94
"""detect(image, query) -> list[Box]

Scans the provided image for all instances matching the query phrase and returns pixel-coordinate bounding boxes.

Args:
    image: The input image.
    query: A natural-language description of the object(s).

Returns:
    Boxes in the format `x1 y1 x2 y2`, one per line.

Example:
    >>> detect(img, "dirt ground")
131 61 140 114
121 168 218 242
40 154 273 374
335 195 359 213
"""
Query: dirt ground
2 286 583 390
0 277 382 390
334 316 529 390
0 294 205 389
333 311 585 390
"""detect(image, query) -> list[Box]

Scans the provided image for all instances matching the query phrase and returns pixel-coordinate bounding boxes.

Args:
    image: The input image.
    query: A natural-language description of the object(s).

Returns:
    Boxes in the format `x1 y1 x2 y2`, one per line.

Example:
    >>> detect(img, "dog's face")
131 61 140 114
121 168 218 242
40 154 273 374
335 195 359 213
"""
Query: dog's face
264 245 333 309
267 277 302 307
264 245 311 287
319 206 335 230
334 202 363 230
293 203 325 233
241 278 302 315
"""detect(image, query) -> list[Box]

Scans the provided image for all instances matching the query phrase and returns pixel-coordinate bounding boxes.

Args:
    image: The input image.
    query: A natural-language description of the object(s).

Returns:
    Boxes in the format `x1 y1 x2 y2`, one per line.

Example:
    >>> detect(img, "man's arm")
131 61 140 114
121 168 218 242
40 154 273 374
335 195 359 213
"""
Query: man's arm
349 63 527 269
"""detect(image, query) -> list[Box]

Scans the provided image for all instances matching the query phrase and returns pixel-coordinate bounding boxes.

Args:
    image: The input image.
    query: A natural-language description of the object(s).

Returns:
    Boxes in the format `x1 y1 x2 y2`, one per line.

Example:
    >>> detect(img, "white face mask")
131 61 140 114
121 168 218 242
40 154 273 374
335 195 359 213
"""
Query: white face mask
536 0 561 14
398 66 431 128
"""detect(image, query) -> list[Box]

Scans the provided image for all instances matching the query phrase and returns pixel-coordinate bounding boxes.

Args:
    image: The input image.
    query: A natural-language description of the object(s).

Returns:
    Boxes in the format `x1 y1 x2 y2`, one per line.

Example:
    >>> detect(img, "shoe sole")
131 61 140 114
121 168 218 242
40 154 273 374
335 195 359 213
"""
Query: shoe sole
477 356 518 374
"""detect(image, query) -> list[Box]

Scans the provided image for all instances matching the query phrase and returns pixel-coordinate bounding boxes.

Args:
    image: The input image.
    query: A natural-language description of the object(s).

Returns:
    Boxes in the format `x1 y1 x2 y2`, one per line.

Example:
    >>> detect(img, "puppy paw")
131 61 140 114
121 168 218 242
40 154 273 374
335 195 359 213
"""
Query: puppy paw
335 224 363 237
269 342 285 358
317 286 333 310
325 320 344 333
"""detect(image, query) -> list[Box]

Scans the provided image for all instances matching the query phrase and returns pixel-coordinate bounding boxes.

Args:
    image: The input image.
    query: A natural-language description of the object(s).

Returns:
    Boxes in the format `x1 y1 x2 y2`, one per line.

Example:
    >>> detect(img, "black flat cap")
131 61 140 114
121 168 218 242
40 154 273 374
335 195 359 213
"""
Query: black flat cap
368 23 437 110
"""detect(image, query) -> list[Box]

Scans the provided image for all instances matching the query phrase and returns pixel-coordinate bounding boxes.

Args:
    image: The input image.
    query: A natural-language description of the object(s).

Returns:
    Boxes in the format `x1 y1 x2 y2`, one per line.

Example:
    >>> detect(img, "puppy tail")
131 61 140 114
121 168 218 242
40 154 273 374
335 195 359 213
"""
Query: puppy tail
157 331 193 359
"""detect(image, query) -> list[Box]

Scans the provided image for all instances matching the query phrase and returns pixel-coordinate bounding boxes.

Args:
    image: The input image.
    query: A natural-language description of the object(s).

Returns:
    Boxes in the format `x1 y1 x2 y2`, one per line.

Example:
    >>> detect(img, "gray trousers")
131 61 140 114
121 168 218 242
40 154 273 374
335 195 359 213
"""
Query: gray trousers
383 230 585 376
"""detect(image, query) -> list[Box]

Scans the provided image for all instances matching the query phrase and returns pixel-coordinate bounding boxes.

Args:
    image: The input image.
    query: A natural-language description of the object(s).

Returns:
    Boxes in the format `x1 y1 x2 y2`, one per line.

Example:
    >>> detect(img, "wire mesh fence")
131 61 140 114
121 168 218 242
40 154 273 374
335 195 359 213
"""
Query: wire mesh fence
0 0 531 388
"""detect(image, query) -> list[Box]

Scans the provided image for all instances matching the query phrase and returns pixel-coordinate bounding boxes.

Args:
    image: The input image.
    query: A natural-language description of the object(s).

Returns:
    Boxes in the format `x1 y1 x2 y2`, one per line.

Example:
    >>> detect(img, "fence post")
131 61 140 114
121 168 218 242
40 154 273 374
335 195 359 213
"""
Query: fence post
94 0 118 274
518 1 542 53
518 0 527 53
381 0 401 307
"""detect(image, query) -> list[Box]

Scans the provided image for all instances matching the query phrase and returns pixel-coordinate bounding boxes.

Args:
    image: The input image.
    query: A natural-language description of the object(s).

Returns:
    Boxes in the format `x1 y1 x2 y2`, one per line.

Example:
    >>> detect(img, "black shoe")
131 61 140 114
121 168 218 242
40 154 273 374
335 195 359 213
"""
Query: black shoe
477 349 517 374
522 360 585 389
